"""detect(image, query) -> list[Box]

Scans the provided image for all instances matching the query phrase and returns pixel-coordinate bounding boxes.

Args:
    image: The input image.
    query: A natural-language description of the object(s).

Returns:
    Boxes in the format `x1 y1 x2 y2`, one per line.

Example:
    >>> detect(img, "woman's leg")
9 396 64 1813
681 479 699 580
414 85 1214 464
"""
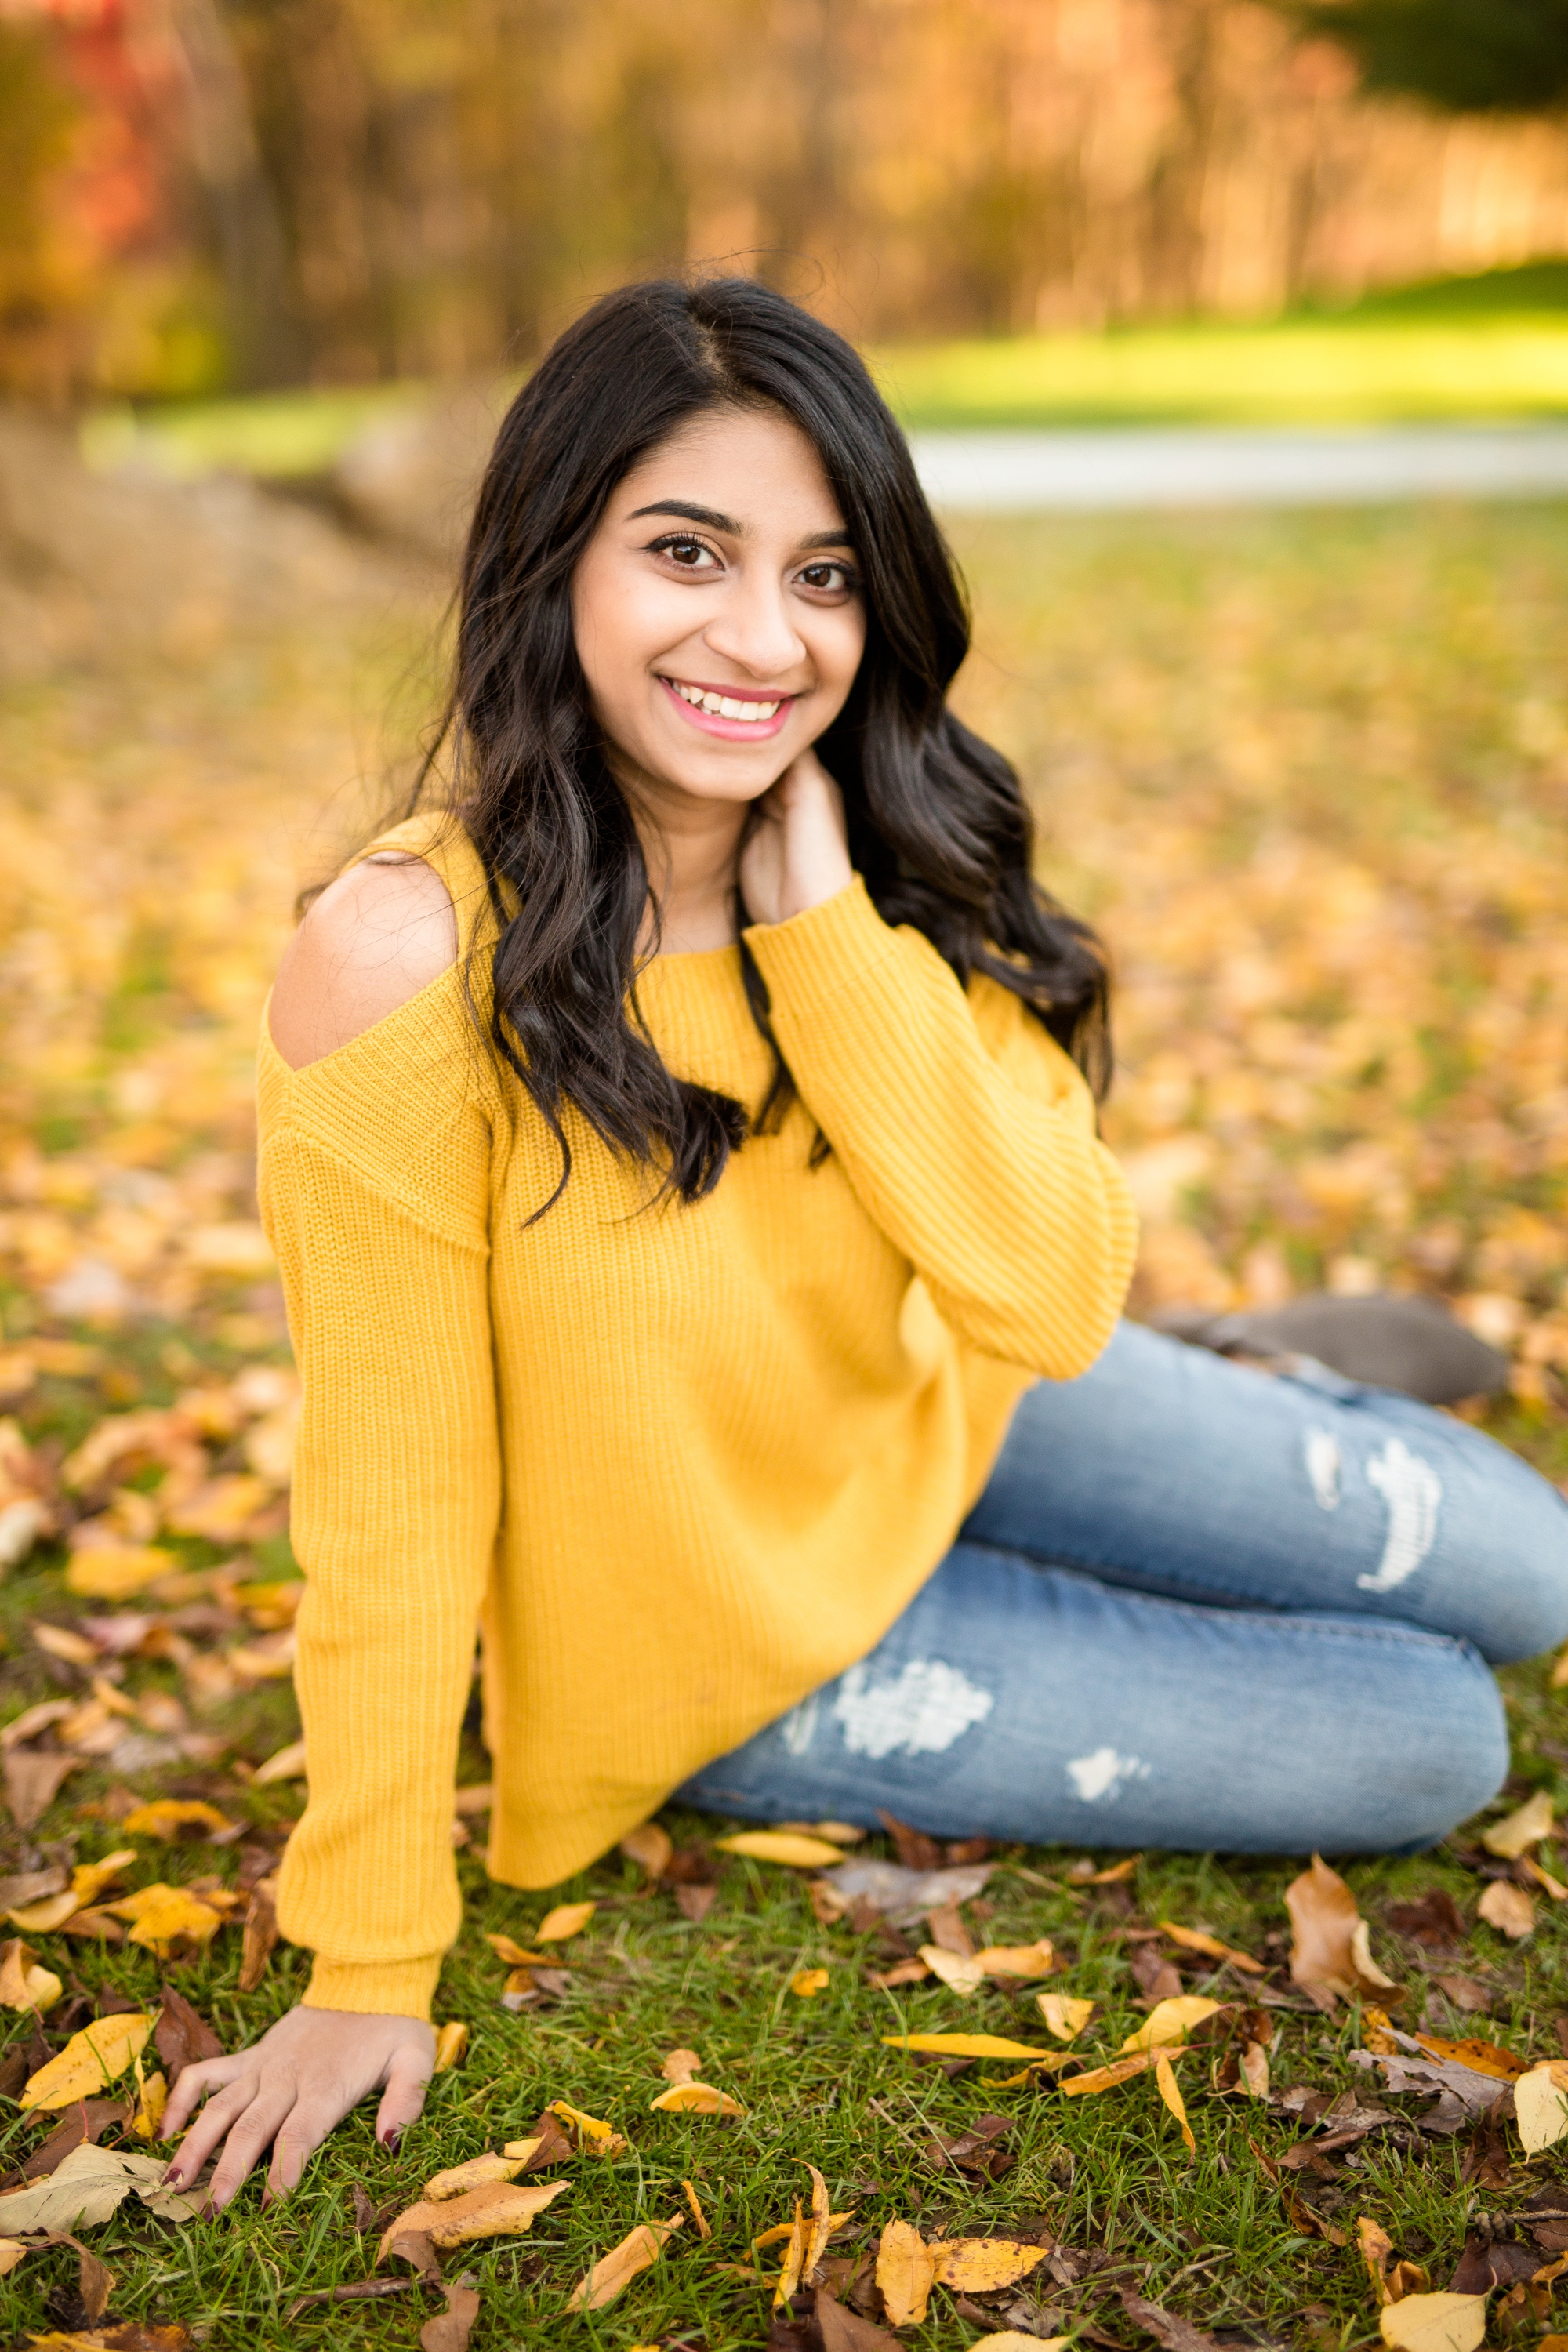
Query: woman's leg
960 1321 1568 1664
677 1541 1508 1853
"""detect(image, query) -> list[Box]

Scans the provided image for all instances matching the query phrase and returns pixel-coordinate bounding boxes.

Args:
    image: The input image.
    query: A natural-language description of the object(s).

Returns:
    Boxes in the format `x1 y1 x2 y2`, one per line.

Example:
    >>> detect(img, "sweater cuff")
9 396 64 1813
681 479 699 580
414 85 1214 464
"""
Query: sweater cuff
742 876 901 1010
303 1951 445 2019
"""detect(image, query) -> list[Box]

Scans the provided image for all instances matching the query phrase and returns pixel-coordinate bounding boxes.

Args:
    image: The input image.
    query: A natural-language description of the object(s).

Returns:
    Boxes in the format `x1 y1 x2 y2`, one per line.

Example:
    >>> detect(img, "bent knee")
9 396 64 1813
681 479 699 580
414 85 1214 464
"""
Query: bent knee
1461 1475 1568 1663
1338 1642 1508 1852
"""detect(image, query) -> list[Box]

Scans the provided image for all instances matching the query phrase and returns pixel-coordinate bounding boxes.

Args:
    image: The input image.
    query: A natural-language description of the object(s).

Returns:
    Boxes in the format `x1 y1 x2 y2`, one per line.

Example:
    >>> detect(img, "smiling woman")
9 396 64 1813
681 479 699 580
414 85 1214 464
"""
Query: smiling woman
169 277 1568 2213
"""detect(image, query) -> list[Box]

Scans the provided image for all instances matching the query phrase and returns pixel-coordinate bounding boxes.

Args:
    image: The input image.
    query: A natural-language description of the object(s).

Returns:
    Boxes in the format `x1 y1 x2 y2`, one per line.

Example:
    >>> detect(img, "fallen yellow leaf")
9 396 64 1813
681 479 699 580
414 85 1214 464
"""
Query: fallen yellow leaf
548 2099 626 2152
920 1944 985 1995
500 2136 543 2164
1378 2292 1486 2352
714 1830 845 1868
535 1900 594 1942
1514 2061 1568 2154
64 1548 175 1601
379 2176 568 2256
1159 1919 1264 1973
21 2011 151 2109
932 2239 1051 2292
790 1968 829 1998
252 1739 307 1784
0 1938 60 2013
1121 1996 1222 2051
620 1823 674 1877
1036 1994 1094 2042
424 2151 530 2199
975 1939 1056 1979
1156 2049 1195 2155
661 2048 702 2085
105 1883 223 1955
1062 2051 1157 2095
877 2218 937 2328
971 2337 1072 2352
800 2163 835 2286
132 2058 167 2140
1479 1879 1535 1939
881 2032 1055 2060
485 1933 550 1965
0 2241 25 2278
1412 2031 1526 2081
568 2215 682 2310
681 2177 711 2239
1359 2215 1396 2302
1553 1645 1568 1690
120 1798 234 1841
433 2020 468 2072
649 2082 745 2117
1482 1788 1555 1858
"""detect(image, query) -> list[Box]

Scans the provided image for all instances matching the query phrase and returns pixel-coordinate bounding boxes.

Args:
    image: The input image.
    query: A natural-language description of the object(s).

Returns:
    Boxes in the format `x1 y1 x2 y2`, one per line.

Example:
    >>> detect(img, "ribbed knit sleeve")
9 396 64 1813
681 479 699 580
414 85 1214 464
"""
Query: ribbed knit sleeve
257 979 500 2019
744 878 1137 1378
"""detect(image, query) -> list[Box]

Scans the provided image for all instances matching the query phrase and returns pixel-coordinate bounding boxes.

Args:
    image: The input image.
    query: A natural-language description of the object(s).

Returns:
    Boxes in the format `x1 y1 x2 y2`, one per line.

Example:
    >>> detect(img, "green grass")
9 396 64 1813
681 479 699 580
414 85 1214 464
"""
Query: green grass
77 262 1568 490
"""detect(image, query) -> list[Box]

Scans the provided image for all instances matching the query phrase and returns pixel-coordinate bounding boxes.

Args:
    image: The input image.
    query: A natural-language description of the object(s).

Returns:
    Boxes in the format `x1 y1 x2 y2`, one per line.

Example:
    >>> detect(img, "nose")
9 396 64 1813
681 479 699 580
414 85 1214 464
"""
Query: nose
700 568 806 683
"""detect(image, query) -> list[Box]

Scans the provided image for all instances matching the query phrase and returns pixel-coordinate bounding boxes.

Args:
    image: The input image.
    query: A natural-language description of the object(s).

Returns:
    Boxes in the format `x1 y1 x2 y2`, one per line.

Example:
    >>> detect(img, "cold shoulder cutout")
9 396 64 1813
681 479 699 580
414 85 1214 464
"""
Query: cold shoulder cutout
269 853 459 1072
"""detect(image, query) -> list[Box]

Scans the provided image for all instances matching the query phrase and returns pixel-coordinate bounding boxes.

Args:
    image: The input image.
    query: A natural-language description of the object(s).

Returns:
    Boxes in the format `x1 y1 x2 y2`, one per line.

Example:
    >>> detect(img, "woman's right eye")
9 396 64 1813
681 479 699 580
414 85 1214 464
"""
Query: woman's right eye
649 535 720 571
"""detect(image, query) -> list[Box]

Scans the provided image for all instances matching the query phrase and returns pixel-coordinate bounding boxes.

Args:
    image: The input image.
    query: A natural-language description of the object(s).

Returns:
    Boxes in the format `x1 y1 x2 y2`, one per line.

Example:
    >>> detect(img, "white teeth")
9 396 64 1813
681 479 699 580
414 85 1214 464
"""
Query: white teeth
669 681 781 721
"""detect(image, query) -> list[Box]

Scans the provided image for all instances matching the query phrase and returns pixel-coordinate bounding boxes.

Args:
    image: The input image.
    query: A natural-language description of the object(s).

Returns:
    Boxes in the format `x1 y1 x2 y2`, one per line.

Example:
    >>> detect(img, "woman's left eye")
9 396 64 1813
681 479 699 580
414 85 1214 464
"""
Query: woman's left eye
797 561 855 593
649 535 719 569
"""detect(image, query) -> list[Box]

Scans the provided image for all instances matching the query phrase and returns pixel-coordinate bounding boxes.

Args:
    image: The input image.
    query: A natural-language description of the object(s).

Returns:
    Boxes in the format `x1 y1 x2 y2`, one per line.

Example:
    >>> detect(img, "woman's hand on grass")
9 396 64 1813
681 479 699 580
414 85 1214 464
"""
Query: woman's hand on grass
160 2004 435 2210
739 747 853 927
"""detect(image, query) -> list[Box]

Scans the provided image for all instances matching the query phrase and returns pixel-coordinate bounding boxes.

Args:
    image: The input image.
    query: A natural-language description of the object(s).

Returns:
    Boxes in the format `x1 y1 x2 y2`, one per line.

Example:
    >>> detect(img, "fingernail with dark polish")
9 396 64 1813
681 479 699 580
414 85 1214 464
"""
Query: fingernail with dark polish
379 2129 401 2154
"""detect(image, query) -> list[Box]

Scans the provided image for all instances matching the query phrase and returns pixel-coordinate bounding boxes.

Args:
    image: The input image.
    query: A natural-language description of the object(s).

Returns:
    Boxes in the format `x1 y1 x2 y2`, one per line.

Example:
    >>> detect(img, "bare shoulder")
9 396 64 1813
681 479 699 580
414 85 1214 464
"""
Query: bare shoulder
268 855 459 1070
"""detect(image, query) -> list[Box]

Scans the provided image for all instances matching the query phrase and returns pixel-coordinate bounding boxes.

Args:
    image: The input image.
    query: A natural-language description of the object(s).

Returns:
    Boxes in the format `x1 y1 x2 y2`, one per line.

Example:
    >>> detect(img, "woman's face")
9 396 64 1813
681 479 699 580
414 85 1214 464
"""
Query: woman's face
572 405 867 809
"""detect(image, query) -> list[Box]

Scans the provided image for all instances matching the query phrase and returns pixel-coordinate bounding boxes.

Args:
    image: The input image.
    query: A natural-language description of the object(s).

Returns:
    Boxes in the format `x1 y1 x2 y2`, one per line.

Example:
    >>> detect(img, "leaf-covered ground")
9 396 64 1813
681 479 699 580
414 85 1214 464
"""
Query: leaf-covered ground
2 483 1567 2348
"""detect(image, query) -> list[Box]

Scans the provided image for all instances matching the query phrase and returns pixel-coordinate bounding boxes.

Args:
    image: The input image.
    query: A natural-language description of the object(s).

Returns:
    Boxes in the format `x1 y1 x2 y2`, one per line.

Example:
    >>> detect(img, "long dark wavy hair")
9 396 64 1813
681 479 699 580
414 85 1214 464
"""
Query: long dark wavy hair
412 275 1109 1211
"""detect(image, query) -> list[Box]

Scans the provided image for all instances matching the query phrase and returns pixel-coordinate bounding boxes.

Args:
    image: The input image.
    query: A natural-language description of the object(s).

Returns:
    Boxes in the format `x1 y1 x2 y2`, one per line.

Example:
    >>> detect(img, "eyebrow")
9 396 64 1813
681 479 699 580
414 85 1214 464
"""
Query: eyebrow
627 499 854 551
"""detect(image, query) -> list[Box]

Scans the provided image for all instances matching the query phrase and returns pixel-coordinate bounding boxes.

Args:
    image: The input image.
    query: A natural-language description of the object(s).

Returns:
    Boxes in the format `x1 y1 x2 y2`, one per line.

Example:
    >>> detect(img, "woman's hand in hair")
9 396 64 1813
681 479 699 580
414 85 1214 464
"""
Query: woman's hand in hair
160 2003 436 2209
739 749 854 929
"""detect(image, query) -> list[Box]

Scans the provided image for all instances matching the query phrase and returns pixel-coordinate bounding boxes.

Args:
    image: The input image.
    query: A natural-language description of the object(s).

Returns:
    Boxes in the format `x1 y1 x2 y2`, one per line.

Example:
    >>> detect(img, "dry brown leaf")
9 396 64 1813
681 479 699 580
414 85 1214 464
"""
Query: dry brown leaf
1240 2041 1270 2097
791 1969 830 1998
661 2048 702 2085
1036 1993 1095 2041
419 2277 481 2352
1287 1856 1399 2001
535 1900 594 1942
433 2021 468 2072
377 2176 568 2257
1482 1790 1555 1858
1378 2292 1486 2352
4 1748 78 1831
932 2238 1051 2292
238 1875 278 1993
22 2012 151 2109
1156 2049 1196 2155
1121 1996 1222 2050
975 1939 1055 1979
715 1830 844 1867
155 1986 223 2085
1479 1880 1535 1940
649 2082 744 2117
620 1822 674 1877
0 1936 61 2013
866 1958 930 1990
876 2219 937 2328
567 2214 682 2310
1159 1919 1264 1973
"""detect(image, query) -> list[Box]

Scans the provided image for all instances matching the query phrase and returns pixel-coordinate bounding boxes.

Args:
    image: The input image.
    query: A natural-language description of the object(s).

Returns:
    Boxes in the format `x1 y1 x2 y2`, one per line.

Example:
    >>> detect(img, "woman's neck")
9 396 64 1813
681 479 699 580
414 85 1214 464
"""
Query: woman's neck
621 764 751 957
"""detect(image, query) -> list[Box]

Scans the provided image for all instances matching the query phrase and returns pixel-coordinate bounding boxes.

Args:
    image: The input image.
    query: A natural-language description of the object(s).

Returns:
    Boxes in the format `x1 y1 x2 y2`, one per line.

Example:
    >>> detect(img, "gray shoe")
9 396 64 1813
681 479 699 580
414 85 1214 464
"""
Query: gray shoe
1151 1292 1508 1406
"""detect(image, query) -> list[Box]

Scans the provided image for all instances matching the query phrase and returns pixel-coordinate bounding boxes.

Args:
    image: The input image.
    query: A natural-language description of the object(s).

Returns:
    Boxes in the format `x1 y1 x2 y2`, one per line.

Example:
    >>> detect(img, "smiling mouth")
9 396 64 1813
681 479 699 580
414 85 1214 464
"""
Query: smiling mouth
662 677 791 723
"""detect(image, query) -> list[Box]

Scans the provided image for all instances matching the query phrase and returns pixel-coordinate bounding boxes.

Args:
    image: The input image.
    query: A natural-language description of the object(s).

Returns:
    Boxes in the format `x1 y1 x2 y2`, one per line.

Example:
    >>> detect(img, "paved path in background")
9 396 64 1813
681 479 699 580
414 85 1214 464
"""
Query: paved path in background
910 425 1568 509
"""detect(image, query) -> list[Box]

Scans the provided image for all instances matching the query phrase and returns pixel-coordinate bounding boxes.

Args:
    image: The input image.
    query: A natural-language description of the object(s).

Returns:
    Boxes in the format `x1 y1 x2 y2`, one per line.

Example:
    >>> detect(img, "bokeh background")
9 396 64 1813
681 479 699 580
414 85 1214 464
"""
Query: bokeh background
3 0 1568 1512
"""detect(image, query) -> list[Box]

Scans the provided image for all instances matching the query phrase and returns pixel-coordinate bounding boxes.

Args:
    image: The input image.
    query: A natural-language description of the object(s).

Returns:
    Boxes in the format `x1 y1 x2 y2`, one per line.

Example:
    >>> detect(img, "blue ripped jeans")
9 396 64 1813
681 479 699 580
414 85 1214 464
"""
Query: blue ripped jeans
680 1322 1568 1854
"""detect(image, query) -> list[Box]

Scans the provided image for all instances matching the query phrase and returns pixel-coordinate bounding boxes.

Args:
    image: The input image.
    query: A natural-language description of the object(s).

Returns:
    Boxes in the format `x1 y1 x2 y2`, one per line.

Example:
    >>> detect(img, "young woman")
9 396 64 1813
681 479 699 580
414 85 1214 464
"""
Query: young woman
163 278 1568 2205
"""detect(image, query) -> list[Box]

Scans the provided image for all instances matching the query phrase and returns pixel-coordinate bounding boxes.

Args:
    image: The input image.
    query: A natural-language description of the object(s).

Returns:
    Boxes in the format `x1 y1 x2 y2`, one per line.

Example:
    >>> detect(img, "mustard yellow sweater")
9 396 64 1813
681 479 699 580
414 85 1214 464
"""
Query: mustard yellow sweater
256 814 1137 2016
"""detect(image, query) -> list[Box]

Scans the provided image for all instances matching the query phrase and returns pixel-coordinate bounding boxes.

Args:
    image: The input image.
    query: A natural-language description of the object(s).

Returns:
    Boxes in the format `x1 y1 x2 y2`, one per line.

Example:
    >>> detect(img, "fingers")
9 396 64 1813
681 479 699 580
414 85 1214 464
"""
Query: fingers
266 2100 341 2201
160 2054 249 2152
204 2086 299 2213
373 2045 432 2151
163 2073 260 2189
